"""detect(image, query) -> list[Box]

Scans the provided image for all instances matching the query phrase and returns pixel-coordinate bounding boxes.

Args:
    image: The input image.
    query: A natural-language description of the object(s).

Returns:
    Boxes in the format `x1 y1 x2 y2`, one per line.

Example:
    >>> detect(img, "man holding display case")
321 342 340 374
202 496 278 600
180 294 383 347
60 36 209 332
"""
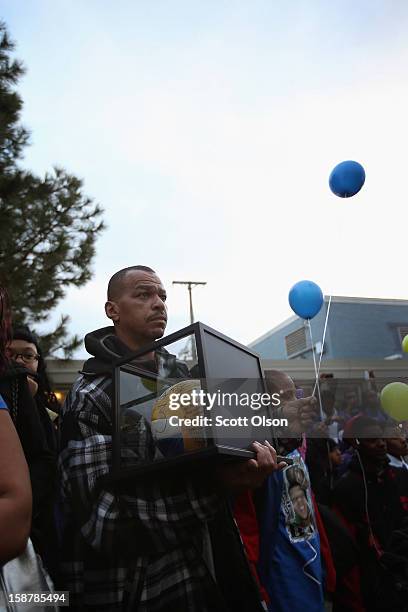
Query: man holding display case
58 265 283 611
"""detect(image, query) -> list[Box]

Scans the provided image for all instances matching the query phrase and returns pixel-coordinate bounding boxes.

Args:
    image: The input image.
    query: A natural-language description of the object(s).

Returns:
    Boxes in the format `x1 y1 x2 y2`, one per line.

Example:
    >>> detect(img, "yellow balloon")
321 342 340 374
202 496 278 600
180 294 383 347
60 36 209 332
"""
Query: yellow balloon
141 377 157 393
380 382 408 421
402 334 408 353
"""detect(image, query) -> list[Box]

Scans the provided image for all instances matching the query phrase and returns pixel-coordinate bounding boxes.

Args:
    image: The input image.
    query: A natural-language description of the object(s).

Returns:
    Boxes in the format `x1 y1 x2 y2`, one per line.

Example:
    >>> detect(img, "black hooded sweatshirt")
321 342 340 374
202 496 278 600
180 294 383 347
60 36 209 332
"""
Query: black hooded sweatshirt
59 325 266 612
0 364 57 577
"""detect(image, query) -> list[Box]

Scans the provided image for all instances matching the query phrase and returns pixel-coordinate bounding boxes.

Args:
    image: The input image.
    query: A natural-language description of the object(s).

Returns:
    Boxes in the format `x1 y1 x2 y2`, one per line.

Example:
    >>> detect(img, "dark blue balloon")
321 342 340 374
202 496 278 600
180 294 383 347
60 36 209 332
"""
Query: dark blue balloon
289 280 323 319
329 160 365 198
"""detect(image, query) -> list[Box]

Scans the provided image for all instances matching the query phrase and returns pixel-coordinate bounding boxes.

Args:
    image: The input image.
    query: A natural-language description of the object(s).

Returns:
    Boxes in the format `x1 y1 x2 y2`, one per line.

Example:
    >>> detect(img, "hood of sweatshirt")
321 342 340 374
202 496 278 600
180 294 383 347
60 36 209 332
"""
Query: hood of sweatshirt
81 326 133 375
81 326 189 380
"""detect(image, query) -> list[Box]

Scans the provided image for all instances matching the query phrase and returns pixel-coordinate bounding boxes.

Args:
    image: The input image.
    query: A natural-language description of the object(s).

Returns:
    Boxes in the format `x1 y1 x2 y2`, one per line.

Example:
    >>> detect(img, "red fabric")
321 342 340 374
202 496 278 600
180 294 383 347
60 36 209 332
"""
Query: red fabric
312 494 336 593
233 491 269 604
332 506 366 612
338 564 366 612
401 495 408 512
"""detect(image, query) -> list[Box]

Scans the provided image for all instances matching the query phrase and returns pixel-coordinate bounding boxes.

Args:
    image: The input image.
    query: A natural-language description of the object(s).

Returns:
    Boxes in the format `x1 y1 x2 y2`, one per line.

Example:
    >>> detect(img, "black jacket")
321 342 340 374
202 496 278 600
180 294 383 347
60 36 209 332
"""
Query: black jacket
0 365 58 575
333 456 404 549
332 456 407 611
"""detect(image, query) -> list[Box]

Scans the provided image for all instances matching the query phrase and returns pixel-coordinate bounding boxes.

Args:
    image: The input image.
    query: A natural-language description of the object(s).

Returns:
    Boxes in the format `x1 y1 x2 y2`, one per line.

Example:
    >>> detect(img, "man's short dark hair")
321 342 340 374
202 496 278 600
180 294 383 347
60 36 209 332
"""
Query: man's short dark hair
344 415 384 440
107 265 156 300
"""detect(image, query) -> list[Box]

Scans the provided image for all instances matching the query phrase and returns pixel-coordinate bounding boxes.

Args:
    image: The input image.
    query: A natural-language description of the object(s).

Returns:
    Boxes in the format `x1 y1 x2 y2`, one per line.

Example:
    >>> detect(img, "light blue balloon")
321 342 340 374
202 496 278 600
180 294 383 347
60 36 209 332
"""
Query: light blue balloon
289 280 324 320
329 160 365 198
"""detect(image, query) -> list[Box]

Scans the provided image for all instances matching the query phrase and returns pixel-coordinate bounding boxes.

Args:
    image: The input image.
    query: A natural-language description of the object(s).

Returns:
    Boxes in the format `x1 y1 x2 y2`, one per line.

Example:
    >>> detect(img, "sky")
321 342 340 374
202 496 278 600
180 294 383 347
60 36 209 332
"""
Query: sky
2 1 408 357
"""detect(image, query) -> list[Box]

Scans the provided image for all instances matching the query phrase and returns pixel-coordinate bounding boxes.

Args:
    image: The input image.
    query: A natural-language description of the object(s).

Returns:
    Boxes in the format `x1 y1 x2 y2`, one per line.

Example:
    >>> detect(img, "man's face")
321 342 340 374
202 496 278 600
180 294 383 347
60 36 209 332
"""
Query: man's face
359 426 387 462
290 485 309 520
266 371 318 437
329 446 342 467
387 435 408 458
273 373 297 405
106 270 168 343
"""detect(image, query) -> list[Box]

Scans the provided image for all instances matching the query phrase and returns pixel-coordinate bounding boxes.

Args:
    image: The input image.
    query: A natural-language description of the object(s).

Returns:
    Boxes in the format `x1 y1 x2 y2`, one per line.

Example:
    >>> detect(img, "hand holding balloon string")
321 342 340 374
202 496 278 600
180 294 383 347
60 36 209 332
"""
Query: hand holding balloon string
288 280 325 419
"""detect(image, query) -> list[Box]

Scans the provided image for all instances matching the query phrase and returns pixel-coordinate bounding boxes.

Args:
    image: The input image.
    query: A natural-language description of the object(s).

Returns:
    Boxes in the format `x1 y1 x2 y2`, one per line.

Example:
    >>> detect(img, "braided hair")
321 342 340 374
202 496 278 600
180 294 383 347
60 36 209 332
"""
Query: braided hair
11 326 61 414
0 287 12 374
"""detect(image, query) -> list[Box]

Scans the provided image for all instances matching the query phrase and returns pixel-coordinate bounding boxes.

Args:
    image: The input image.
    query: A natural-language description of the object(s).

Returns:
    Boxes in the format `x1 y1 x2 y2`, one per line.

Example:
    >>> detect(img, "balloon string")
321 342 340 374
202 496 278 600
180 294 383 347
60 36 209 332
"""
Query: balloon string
313 295 332 395
307 320 324 420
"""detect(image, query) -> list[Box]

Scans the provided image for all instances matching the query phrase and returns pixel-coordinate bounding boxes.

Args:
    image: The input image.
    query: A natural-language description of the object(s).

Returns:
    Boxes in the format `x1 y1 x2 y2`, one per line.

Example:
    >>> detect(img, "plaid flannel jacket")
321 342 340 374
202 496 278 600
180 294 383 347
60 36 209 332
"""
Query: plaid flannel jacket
58 372 225 611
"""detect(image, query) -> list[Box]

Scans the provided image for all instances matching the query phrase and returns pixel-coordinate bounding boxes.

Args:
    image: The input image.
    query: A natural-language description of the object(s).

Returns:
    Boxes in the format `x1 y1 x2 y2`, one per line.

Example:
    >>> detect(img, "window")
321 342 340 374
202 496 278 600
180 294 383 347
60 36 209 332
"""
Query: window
285 327 307 357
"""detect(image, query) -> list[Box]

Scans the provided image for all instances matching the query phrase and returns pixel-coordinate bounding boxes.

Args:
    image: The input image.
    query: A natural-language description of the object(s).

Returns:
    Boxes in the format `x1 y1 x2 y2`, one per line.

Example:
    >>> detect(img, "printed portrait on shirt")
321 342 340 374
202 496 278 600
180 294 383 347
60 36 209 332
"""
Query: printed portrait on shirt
282 460 316 542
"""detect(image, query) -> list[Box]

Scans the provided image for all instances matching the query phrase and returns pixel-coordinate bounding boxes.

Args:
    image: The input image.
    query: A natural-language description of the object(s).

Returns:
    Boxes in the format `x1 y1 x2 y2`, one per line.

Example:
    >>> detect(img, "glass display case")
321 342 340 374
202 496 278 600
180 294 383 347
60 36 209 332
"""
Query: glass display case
110 322 274 479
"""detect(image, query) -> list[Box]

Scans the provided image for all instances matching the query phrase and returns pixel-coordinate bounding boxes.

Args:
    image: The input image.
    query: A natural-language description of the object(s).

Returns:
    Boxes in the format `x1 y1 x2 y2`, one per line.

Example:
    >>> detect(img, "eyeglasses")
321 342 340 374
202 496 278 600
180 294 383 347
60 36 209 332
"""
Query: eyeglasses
7 350 39 363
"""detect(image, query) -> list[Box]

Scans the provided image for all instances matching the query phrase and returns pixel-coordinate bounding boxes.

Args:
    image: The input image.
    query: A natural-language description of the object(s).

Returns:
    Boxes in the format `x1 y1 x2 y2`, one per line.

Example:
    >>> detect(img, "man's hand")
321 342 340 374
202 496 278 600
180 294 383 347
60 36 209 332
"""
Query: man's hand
216 440 286 494
281 396 318 434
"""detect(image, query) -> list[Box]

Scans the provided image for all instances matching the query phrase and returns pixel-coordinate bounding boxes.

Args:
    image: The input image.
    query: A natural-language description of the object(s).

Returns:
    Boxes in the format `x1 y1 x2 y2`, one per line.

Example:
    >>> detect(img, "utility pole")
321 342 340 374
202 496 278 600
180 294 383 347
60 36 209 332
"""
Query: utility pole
173 280 207 361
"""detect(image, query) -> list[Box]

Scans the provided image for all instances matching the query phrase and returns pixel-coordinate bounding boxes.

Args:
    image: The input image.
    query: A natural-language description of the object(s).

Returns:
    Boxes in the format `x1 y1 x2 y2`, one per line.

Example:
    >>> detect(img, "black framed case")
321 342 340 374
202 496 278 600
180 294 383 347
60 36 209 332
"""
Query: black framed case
110 322 272 480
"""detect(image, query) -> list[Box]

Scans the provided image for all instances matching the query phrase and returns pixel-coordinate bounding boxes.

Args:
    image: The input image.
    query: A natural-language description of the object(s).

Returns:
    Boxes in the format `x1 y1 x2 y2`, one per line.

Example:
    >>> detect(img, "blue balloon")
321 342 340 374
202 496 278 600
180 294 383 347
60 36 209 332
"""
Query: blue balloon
329 160 365 198
289 280 324 319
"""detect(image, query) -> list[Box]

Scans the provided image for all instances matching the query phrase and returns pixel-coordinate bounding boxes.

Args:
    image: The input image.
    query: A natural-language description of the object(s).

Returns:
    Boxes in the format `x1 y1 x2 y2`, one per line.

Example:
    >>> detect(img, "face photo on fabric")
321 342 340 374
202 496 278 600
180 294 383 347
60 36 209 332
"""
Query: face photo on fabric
282 461 316 542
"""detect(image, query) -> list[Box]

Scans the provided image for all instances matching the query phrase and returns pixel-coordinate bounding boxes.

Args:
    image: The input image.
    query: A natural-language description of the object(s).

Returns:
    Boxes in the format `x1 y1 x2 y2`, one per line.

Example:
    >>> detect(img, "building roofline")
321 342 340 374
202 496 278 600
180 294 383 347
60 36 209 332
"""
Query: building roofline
248 314 298 347
329 295 408 306
248 295 408 347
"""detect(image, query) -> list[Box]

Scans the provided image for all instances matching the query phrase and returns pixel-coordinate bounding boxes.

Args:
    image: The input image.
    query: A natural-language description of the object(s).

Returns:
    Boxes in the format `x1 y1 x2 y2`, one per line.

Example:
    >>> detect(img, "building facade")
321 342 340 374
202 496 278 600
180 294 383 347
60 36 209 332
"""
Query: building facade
249 296 408 362
46 297 408 400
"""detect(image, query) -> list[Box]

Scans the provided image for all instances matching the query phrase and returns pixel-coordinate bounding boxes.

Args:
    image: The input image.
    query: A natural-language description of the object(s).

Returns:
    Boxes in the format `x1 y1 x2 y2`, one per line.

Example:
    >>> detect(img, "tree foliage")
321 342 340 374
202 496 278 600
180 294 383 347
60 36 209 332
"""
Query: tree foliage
0 22 105 356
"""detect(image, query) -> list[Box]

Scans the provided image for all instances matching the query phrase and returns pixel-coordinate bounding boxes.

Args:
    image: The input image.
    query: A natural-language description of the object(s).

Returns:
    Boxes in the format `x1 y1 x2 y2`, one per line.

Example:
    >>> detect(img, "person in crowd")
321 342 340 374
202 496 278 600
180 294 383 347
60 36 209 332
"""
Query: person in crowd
0 288 56 580
58 265 283 611
8 326 60 451
384 423 408 515
320 390 342 441
0 286 32 564
328 440 342 470
7 326 60 580
385 423 408 470
332 416 407 611
339 388 360 421
264 369 319 435
253 371 334 612
336 414 365 476
0 405 32 564
306 438 342 505
359 389 388 421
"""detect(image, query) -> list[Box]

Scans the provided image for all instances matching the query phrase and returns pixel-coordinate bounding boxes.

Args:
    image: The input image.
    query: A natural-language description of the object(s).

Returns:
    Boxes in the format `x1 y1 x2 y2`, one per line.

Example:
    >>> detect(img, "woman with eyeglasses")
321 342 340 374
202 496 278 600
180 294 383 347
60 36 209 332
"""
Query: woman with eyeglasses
0 292 57 580
8 327 60 454
0 286 32 564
